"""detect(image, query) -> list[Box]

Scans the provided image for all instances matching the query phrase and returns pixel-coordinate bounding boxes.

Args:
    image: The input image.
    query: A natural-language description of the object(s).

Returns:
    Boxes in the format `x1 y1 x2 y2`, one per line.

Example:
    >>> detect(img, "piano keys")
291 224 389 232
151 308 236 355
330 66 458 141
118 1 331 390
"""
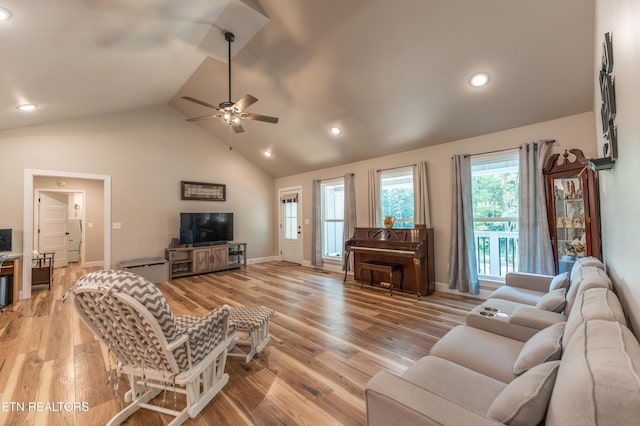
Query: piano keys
344 227 435 297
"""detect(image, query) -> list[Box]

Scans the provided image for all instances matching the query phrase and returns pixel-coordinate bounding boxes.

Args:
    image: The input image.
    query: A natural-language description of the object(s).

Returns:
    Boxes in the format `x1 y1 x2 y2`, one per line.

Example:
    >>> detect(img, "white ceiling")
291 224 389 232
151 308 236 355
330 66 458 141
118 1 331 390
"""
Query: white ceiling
1 0 595 178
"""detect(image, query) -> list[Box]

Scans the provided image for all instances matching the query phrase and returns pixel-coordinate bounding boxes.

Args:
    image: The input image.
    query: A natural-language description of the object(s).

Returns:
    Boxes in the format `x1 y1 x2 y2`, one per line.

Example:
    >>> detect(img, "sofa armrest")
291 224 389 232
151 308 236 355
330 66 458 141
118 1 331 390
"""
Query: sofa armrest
509 307 566 330
366 371 502 426
504 272 554 292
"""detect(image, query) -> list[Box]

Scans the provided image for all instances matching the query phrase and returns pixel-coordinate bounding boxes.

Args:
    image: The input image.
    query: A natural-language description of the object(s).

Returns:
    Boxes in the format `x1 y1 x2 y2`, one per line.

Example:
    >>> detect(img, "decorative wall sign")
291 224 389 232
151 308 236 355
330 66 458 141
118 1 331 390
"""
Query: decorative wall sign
596 31 617 166
181 181 226 201
602 32 614 74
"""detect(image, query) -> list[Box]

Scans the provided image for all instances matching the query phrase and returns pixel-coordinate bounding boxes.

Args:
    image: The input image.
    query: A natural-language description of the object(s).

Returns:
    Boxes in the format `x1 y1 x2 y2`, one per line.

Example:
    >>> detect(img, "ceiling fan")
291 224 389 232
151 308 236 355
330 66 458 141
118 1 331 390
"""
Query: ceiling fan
182 31 279 133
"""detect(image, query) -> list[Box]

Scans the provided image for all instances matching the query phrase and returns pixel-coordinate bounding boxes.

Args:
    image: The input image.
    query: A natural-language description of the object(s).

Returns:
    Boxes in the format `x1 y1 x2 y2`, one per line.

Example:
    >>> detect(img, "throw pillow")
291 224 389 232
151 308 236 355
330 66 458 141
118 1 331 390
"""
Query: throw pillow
513 322 565 375
488 361 560 426
548 272 570 292
536 288 567 313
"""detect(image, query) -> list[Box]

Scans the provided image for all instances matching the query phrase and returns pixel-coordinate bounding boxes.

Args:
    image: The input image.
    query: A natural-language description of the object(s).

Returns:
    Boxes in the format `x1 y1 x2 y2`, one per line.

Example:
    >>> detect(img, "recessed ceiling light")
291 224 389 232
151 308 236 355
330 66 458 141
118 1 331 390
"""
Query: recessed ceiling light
330 126 342 136
469 72 490 88
17 104 38 111
17 104 37 111
0 8 11 21
263 150 272 158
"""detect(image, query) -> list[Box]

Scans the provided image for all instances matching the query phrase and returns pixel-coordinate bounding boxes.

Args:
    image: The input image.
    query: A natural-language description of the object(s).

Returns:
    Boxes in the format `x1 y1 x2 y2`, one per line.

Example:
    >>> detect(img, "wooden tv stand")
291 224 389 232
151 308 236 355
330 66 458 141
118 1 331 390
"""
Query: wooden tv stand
165 242 246 280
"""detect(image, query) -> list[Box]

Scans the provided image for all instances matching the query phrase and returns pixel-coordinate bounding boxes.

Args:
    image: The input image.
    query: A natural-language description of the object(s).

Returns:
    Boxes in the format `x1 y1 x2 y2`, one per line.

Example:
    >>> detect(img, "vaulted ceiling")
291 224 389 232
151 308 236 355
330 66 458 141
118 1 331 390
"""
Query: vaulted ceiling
1 0 595 177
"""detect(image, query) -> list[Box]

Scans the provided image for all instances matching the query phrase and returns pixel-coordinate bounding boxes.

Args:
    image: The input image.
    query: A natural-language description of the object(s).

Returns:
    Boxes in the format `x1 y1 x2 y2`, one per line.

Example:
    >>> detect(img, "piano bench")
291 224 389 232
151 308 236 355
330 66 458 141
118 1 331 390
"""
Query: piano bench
360 261 403 296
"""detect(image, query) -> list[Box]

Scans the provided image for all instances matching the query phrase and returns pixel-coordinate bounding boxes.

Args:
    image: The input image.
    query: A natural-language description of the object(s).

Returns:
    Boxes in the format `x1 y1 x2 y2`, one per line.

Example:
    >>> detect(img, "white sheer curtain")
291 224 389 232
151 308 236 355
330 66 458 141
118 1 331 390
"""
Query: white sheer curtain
448 154 479 294
413 161 431 227
368 169 381 227
343 173 356 271
519 140 555 275
311 179 323 267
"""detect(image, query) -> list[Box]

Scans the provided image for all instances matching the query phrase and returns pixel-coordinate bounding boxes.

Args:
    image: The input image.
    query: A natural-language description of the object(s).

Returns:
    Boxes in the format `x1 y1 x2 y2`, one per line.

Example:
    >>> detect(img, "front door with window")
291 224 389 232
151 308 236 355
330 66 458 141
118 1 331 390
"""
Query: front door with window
278 188 302 263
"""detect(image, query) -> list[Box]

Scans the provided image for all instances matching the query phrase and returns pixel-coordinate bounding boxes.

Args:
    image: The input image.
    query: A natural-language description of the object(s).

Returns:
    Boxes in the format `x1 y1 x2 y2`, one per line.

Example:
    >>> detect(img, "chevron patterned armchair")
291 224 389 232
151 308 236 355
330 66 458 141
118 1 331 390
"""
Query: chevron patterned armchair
67 269 234 426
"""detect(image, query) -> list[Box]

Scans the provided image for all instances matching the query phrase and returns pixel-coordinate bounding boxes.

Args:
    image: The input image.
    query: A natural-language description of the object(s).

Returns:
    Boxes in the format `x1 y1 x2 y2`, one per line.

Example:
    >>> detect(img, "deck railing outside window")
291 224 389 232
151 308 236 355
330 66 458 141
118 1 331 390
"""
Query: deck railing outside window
474 218 518 278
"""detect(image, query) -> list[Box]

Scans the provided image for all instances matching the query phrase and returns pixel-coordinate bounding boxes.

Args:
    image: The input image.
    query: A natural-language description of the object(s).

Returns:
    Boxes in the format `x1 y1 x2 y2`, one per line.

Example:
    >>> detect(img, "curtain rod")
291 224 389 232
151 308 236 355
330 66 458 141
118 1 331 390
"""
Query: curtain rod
462 140 555 158
376 163 417 173
317 173 353 183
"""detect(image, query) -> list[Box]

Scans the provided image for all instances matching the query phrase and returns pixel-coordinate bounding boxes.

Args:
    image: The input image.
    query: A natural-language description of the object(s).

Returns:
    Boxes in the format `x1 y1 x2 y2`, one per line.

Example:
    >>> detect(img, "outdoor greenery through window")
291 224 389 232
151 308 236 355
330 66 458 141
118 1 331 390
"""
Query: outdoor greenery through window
380 168 414 228
321 178 345 258
471 151 519 278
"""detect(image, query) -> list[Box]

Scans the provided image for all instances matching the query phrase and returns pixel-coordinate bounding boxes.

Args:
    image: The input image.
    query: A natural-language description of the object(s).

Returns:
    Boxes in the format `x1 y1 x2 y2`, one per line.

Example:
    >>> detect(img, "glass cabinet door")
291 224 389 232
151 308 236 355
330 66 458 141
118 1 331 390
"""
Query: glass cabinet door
552 175 586 273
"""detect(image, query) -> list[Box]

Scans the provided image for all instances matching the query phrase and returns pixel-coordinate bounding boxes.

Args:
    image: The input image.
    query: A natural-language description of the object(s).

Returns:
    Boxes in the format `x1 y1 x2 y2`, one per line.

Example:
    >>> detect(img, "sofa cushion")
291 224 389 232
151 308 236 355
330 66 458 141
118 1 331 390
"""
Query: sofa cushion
487 360 560 426
548 272 570 291
569 256 604 283
562 287 627 350
547 320 640 426
565 267 612 315
535 288 566 313
489 286 545 306
430 325 523 383
400 356 506 415
513 322 565 375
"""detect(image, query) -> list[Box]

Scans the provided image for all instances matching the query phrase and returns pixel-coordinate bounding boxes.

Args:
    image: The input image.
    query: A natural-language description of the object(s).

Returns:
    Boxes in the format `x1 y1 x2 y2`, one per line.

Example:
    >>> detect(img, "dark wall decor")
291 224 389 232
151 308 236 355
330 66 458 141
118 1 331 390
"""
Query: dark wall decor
591 32 617 171
181 181 226 201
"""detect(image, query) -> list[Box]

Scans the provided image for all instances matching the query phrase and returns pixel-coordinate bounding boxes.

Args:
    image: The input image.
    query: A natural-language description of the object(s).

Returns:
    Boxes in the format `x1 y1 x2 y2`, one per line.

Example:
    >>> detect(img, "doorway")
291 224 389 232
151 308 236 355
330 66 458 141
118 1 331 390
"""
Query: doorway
278 187 303 263
22 170 111 300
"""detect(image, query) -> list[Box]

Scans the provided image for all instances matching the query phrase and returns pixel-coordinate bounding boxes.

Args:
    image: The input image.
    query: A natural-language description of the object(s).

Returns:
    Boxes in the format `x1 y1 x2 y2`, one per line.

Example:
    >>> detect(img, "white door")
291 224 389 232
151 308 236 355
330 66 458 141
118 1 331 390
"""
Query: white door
38 192 69 268
278 188 303 263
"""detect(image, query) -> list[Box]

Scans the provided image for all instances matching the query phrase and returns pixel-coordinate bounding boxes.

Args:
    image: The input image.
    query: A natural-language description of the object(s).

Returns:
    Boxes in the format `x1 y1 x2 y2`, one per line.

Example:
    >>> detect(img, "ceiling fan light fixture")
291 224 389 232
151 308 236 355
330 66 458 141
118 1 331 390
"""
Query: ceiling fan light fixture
330 126 342 136
263 150 272 158
469 72 490 88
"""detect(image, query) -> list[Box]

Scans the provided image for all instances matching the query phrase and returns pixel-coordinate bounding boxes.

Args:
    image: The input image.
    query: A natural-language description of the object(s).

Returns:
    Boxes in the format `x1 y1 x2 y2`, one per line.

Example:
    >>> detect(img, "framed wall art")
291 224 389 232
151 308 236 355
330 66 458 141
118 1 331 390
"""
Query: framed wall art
181 181 226 201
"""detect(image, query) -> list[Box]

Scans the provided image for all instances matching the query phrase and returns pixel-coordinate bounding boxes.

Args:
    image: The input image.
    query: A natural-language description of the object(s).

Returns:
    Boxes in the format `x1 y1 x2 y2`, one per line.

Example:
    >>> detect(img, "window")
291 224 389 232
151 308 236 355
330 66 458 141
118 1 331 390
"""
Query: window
380 168 414 228
283 201 298 239
471 151 519 278
281 192 299 240
321 178 344 258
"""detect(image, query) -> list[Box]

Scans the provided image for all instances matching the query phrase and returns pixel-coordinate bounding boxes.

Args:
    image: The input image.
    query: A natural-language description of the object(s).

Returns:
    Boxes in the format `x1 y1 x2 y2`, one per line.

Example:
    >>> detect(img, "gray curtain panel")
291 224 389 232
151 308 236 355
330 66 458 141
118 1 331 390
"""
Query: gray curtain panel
311 179 323 267
519 140 555 275
413 161 432 227
368 169 381 227
343 173 356 271
448 154 479 294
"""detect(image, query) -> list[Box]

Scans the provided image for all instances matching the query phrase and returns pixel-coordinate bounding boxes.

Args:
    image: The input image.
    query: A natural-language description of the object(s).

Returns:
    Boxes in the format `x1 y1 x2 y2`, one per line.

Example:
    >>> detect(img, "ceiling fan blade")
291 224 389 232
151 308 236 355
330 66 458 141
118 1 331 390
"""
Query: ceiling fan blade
233 94 258 111
186 113 221 122
232 124 245 133
243 113 279 124
182 96 220 110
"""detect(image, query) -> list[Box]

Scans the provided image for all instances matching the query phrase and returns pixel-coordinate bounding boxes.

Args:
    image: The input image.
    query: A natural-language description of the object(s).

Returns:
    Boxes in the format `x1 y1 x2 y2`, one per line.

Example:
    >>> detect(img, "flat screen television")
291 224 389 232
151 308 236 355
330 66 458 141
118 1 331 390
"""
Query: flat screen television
179 213 233 246
0 229 11 252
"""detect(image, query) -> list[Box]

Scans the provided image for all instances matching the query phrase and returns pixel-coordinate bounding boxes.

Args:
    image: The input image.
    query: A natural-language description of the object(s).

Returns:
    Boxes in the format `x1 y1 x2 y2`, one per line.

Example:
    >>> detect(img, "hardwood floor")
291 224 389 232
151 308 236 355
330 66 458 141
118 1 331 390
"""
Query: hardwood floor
0 262 482 425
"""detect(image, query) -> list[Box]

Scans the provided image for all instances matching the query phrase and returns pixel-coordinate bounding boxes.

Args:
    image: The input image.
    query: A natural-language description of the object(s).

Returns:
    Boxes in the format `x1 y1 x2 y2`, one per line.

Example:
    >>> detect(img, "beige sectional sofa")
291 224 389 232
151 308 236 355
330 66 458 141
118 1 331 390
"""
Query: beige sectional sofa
365 258 640 425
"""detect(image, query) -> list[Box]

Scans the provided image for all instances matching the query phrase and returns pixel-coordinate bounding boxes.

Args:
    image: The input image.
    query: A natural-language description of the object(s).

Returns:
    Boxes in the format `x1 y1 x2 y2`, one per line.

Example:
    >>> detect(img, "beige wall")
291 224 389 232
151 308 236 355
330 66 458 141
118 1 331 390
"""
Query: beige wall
33 176 104 264
0 105 277 267
595 0 640 333
275 112 597 290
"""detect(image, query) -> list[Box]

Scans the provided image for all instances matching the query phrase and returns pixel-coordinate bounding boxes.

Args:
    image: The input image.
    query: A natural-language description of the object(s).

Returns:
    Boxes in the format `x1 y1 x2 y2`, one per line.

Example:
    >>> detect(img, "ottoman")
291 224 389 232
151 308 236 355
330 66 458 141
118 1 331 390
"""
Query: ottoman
228 306 275 362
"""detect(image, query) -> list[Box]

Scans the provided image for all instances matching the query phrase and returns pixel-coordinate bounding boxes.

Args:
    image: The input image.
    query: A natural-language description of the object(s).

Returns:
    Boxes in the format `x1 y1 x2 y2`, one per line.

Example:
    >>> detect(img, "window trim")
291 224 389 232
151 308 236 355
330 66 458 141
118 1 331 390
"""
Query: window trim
470 149 520 280
321 177 345 260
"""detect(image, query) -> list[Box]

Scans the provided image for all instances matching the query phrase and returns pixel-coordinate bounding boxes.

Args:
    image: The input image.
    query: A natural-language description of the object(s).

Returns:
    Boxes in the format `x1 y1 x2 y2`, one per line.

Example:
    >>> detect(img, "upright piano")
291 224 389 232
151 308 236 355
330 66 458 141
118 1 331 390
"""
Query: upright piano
344 227 435 296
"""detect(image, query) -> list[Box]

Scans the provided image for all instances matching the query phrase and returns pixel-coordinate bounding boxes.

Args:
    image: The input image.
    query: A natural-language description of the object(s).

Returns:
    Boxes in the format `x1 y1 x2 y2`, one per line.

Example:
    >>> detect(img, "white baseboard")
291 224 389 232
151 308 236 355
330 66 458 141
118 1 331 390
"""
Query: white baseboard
248 256 280 264
82 261 104 268
435 281 490 300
